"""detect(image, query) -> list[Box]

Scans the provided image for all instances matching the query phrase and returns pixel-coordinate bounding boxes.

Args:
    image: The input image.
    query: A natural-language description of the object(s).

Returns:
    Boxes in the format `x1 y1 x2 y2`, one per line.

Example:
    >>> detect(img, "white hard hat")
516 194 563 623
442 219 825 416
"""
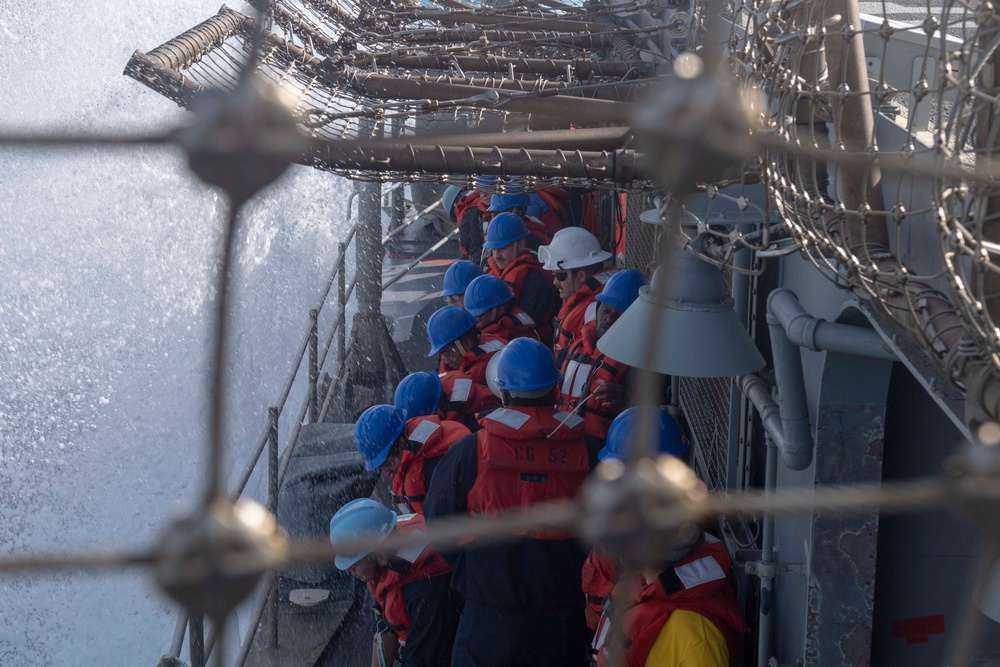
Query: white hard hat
538 227 613 271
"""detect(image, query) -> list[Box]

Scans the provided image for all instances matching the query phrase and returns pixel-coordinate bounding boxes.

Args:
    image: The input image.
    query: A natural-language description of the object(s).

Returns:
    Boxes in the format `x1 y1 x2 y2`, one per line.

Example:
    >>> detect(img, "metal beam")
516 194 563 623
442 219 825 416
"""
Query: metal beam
397 10 606 33
363 127 633 151
309 142 647 181
367 54 638 78
346 71 651 102
345 72 633 122
398 28 616 49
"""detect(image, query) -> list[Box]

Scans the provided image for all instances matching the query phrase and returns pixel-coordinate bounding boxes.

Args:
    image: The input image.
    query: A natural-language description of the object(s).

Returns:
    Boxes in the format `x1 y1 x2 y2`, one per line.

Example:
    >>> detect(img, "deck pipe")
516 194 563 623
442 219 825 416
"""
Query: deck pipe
758 432 779 667
745 289 896 471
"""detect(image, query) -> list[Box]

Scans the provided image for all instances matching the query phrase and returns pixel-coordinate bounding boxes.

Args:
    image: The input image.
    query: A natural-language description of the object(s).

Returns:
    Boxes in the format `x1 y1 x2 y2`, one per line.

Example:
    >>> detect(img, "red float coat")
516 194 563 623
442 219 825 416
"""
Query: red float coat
522 214 555 247
581 549 620 630
369 513 453 643
454 191 489 260
392 416 471 515
553 268 618 355
531 188 572 237
457 336 506 386
592 534 748 667
466 406 589 540
480 305 539 342
556 321 630 440
438 370 501 428
485 252 556 344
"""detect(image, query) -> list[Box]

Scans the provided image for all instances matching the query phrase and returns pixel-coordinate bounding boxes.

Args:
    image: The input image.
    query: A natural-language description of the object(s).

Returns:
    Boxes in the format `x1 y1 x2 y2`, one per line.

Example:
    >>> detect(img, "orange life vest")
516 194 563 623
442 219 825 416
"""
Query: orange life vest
438 370 502 427
592 535 747 667
454 191 489 260
466 406 589 540
556 321 630 440
480 305 539 342
553 268 618 355
392 416 471 515
458 336 506 386
582 549 620 630
369 513 453 643
485 252 556 343
531 188 572 236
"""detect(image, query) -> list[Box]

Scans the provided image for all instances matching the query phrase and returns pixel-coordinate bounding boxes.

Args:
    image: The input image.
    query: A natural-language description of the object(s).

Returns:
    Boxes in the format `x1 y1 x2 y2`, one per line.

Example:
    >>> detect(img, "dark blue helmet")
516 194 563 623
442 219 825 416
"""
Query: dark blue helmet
394 372 442 418
426 306 478 356
494 338 561 391
599 407 688 462
464 275 515 316
441 260 483 297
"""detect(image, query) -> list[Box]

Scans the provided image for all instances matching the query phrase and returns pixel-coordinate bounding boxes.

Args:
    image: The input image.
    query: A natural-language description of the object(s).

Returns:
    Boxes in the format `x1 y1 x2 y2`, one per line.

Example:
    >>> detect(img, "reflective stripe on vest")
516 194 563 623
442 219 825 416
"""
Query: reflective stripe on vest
515 311 535 325
561 359 595 399
483 408 531 430
407 419 441 446
477 339 506 353
675 556 727 590
450 377 473 402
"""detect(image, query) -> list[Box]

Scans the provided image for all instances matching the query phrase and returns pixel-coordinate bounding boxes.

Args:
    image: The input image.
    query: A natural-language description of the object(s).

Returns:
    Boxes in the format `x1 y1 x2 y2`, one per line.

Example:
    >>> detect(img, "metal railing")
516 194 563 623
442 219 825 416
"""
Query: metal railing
157 185 448 666
160 184 357 662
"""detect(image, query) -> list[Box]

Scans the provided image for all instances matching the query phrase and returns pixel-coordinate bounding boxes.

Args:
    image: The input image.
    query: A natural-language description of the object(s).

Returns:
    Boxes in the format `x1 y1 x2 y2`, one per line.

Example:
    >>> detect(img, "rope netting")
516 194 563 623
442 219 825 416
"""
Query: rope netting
124 0 1000 400
722 0 1000 394
126 1 675 188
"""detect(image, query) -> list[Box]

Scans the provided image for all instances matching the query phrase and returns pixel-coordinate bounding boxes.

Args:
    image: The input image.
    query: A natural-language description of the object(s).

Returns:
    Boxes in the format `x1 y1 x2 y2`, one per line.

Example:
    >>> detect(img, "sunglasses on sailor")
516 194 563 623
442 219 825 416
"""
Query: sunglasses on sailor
553 272 569 281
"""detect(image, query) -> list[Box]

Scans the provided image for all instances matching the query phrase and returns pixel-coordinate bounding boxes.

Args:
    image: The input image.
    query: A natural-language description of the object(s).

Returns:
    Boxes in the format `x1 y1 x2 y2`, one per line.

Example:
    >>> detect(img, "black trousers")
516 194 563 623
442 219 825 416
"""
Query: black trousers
451 600 589 667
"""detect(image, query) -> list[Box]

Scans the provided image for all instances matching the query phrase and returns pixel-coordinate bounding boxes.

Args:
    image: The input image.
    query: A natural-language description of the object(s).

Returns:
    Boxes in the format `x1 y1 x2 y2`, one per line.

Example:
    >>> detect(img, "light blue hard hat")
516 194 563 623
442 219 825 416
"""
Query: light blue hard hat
488 193 532 212
426 306 478 356
494 338 561 391
598 407 689 462
442 185 464 218
441 260 483 297
329 498 397 570
394 372 443 419
464 275 515 316
354 405 407 471
595 269 648 312
483 212 530 249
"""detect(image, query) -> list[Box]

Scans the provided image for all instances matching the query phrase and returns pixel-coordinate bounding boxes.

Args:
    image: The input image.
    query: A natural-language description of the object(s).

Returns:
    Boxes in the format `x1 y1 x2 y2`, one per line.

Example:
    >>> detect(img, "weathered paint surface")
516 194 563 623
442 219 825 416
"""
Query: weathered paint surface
805 348 894 666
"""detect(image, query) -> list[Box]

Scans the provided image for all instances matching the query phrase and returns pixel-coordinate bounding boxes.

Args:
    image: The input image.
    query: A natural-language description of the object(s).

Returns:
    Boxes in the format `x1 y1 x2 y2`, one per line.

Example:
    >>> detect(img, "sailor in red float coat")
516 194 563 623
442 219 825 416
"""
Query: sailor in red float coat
581 548 620 630
438 370 502 431
592 532 748 667
360 513 461 667
553 267 618 356
485 251 558 345
451 335 505 386
556 320 630 447
424 402 592 666
528 188 573 237
479 304 540 342
390 415 471 515
454 190 490 261
466 407 590 536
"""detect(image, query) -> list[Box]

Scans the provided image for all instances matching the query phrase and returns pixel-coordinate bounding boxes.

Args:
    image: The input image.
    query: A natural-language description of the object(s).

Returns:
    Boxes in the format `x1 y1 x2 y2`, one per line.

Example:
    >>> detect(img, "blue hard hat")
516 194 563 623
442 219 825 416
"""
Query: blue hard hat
599 407 689 462
441 260 483 297
354 405 407 471
595 269 648 312
494 338 561 391
426 305 478 356
526 193 549 218
329 498 397 570
442 185 464 218
464 275 515 316
394 372 442 418
488 193 532 212
483 212 530 249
